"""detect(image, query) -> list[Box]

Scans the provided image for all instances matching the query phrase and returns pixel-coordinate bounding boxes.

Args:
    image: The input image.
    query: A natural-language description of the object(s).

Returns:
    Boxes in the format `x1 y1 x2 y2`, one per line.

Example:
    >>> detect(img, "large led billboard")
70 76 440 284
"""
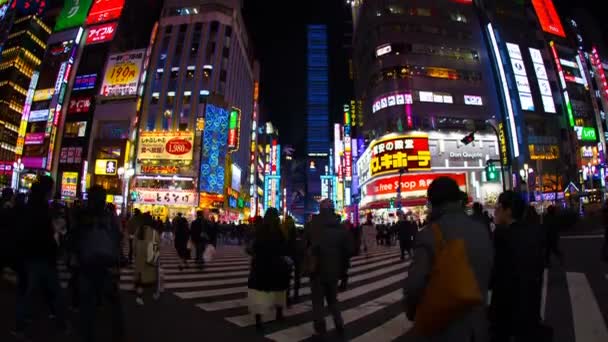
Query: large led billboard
506 42 535 111
55 0 93 32
532 0 566 38
100 49 144 97
200 104 229 194
86 0 125 25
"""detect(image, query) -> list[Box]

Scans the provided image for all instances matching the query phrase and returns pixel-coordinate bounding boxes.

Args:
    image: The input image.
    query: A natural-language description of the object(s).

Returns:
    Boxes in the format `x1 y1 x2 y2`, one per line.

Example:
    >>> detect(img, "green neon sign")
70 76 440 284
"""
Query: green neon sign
55 0 93 32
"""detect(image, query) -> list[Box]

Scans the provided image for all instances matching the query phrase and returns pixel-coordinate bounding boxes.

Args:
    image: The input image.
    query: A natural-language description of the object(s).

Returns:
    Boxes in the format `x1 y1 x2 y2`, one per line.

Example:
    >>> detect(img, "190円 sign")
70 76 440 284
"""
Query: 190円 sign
369 134 431 177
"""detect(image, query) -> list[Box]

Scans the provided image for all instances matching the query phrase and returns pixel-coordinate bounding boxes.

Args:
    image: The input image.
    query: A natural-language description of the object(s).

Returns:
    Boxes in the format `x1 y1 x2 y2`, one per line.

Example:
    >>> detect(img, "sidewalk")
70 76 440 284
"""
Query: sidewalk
0 280 268 342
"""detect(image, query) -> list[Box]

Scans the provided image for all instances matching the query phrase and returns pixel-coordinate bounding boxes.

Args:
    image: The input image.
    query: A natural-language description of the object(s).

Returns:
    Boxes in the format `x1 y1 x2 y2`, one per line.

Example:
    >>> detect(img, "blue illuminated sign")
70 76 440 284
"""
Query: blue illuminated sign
199 104 229 194
73 74 97 90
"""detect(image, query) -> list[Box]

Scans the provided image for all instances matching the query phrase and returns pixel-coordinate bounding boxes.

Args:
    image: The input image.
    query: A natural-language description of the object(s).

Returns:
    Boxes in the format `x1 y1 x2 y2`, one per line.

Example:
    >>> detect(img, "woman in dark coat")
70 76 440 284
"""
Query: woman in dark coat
247 208 290 332
173 213 190 271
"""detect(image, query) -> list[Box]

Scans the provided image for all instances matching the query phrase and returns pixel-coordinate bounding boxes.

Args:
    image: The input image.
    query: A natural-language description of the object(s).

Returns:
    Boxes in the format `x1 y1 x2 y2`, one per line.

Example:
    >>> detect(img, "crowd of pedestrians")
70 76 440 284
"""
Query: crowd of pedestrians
1 173 604 342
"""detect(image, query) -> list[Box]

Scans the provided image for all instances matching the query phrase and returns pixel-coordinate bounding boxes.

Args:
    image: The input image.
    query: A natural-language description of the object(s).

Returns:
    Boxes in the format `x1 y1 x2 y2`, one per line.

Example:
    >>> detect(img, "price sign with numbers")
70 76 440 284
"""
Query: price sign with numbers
100 49 145 97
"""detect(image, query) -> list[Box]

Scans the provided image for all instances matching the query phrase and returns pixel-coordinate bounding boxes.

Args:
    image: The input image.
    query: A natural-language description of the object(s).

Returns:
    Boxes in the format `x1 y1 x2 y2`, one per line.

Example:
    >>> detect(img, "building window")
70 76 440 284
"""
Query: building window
220 70 227 82
179 24 187 33
225 26 232 36
195 23 203 32
165 25 172 34
151 94 159 104
210 21 219 33
222 47 230 58
64 121 87 138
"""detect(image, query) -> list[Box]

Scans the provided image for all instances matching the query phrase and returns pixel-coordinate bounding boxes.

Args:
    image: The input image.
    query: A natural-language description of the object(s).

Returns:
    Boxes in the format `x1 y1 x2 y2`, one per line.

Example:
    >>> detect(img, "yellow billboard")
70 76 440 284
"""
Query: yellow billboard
100 49 145 97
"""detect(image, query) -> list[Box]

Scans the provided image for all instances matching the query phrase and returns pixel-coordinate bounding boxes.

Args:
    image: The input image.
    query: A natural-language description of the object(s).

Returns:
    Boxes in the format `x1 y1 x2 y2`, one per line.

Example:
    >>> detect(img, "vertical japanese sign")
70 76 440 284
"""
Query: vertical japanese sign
532 0 566 38
228 107 241 151
55 0 93 32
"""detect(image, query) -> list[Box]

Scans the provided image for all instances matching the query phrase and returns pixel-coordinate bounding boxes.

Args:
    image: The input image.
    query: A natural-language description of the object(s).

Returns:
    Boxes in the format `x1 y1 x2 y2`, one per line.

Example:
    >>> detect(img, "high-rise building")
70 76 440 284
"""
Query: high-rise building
132 0 256 220
351 0 503 210
0 11 50 185
305 24 330 213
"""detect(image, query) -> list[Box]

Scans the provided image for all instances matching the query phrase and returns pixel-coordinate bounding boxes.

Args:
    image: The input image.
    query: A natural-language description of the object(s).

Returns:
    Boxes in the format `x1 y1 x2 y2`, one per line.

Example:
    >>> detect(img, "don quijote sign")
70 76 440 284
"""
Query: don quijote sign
138 131 194 161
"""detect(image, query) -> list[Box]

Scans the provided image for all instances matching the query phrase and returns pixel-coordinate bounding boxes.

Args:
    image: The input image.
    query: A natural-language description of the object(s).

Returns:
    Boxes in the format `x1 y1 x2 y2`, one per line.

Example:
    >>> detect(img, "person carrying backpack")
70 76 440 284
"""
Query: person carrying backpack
72 186 125 342
403 177 493 341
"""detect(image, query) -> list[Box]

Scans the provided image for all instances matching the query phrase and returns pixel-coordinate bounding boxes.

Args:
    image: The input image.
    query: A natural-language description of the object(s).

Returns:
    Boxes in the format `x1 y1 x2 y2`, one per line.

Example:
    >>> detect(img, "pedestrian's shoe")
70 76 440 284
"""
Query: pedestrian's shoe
135 297 144 306
276 307 285 321
152 292 160 301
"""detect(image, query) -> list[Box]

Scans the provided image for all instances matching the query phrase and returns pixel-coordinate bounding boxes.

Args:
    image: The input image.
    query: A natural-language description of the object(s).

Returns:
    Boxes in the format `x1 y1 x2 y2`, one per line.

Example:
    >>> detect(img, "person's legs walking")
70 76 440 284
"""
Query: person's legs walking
324 280 344 332
43 264 67 331
79 270 98 342
311 277 327 335
399 239 406 260
106 269 126 341
128 237 134 263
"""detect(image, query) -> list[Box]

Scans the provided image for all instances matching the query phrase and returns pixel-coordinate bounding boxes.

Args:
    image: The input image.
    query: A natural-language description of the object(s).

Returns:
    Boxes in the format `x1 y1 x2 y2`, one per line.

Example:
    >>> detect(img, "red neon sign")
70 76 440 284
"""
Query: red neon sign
86 22 118 45
68 96 92 114
364 173 466 197
532 0 566 38
86 0 125 25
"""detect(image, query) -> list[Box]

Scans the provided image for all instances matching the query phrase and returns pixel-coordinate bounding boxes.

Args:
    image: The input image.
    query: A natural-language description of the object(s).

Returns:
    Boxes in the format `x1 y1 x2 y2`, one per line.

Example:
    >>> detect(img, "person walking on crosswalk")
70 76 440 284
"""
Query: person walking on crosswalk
305 199 354 340
404 177 493 341
247 208 291 333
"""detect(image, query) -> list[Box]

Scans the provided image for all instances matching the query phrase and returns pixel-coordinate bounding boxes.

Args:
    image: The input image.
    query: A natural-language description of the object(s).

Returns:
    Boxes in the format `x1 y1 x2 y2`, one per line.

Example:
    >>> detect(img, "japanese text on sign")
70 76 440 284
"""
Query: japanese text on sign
369 135 431 177
132 188 197 206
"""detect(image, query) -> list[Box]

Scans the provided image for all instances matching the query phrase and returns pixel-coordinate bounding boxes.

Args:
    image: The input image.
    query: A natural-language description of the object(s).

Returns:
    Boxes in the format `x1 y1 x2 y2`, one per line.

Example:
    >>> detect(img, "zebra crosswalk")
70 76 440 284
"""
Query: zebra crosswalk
2 243 608 341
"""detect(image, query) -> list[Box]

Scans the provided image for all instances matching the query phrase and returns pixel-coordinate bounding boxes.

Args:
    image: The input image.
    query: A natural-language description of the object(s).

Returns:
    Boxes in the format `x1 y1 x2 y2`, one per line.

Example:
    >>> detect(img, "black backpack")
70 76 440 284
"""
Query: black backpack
78 214 120 268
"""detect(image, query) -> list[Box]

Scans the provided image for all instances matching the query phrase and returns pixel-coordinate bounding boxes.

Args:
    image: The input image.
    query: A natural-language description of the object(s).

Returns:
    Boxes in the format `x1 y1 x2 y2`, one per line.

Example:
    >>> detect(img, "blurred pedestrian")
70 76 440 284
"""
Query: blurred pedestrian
14 176 70 340
173 213 190 271
396 211 416 260
71 185 125 342
490 191 548 341
133 213 160 305
305 199 353 339
247 208 290 333
543 205 564 266
190 211 206 268
126 209 143 264
404 177 493 341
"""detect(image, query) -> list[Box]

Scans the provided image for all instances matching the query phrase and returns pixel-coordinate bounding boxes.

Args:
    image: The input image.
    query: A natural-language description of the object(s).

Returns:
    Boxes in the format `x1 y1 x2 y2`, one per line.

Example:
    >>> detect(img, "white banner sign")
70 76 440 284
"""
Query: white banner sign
131 188 197 206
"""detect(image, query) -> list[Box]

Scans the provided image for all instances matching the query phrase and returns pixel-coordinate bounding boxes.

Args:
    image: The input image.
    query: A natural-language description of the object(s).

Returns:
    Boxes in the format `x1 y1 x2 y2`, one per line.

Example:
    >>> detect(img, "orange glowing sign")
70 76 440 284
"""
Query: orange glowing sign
532 0 566 38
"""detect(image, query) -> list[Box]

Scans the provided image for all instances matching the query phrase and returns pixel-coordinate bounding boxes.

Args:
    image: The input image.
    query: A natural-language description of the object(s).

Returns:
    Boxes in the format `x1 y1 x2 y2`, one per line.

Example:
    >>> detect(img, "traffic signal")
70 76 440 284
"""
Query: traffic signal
485 163 499 182
389 198 395 209
461 132 475 145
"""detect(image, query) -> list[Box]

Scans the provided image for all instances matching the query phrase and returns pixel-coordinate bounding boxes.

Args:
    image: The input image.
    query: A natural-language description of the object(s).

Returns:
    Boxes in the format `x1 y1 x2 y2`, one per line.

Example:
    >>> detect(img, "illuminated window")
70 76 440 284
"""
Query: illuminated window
64 121 87 138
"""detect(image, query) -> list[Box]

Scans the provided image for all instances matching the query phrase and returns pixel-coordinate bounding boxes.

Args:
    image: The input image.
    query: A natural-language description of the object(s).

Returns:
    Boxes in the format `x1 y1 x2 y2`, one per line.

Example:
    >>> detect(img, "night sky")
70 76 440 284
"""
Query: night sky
243 1 604 154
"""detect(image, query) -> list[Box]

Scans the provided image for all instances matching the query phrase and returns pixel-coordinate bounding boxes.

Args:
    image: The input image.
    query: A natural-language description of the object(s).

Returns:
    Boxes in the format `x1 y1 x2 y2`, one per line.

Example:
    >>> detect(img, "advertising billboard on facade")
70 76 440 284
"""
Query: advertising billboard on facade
506 42 535 111
368 134 431 178
85 21 118 45
131 188 197 206
199 104 229 194
532 0 566 38
86 0 125 25
138 131 194 161
61 171 78 197
228 108 241 151
362 173 467 204
100 49 145 97
55 0 93 32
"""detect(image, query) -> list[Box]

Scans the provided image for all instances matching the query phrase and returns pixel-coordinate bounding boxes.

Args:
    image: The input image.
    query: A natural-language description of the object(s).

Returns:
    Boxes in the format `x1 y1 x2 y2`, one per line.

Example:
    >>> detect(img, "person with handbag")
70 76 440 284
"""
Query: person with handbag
72 185 125 342
304 199 354 339
133 212 160 306
403 177 493 341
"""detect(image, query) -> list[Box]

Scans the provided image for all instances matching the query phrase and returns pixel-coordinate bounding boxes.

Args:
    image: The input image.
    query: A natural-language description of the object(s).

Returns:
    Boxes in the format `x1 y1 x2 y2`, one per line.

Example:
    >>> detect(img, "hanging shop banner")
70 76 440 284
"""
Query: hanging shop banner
67 96 92 114
228 107 241 151
362 173 467 203
132 188 197 207
100 49 145 97
94 159 118 175
86 0 125 25
140 165 180 175
85 21 118 45
532 0 566 38
33 88 54 102
138 131 194 161
25 132 45 145
61 172 79 198
368 134 431 179
55 0 93 32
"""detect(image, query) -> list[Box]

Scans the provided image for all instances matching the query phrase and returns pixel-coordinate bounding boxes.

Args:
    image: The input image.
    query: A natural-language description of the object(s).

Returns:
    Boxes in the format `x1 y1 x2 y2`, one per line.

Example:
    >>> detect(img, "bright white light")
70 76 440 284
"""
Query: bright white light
488 23 519 157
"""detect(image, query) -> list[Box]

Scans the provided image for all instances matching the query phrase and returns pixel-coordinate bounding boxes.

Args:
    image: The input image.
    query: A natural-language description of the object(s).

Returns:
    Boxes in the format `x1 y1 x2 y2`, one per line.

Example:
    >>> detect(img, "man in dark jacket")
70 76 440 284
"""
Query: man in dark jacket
491 191 547 341
396 211 417 260
305 199 354 339
190 211 205 268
